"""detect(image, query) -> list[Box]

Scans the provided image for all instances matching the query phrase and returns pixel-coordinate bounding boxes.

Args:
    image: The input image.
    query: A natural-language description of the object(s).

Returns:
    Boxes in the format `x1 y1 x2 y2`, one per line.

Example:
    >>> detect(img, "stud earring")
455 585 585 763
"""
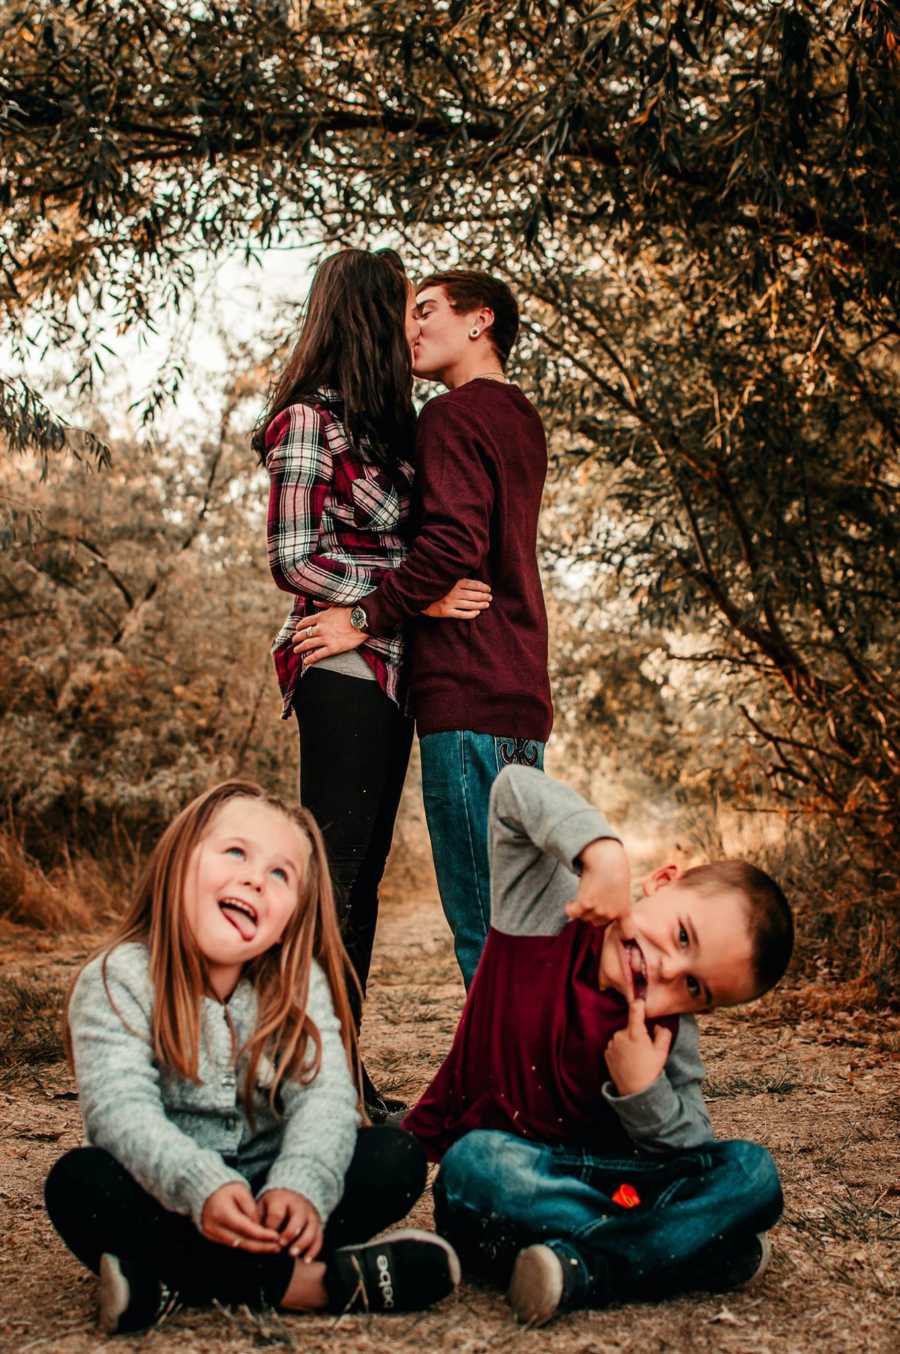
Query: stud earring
469 327 480 338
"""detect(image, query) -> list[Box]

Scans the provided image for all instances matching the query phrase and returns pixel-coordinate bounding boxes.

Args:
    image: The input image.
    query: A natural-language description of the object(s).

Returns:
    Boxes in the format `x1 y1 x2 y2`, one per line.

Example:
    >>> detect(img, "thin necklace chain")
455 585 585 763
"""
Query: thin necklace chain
465 370 508 384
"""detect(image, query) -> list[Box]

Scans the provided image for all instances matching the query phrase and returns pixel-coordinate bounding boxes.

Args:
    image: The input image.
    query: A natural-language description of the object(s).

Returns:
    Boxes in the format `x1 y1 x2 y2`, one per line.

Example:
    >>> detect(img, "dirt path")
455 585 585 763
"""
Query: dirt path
1 894 897 1354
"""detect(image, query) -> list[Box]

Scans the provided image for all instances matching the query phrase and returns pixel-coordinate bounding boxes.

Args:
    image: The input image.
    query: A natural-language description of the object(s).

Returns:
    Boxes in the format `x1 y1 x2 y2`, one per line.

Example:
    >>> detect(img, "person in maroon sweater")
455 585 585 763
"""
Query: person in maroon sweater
411 765 794 1326
295 270 553 988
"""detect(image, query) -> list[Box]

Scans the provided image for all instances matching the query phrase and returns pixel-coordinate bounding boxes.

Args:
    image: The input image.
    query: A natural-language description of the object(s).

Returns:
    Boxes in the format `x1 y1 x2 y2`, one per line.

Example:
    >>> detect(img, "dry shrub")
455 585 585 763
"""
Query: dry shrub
0 825 92 930
0 822 135 932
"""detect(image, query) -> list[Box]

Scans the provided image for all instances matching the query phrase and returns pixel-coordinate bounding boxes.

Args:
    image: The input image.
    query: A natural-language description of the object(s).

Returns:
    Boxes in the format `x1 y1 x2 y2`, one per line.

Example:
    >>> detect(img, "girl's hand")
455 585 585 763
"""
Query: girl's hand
259 1189 323 1260
292 605 364 664
423 578 492 619
201 1182 282 1253
605 997 673 1097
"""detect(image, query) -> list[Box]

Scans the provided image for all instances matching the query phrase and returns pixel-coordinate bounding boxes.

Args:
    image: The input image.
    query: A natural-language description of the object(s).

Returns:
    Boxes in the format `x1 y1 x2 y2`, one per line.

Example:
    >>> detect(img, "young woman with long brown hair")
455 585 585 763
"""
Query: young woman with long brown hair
44 781 459 1335
254 249 489 1120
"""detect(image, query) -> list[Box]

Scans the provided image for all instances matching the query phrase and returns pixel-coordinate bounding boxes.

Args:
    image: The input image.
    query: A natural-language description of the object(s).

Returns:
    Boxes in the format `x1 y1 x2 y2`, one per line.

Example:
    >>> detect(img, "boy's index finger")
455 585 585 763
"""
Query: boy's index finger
628 996 648 1035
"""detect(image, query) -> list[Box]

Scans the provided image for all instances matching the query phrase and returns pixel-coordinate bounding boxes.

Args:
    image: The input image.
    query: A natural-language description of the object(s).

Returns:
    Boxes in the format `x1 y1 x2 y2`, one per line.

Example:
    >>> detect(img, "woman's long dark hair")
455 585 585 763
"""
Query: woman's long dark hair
252 248 415 471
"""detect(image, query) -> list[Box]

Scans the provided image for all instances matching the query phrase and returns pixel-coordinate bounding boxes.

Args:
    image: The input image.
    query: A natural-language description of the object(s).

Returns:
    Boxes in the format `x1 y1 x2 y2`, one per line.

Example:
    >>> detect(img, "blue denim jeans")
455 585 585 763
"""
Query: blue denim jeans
419 732 545 987
433 1130 783 1308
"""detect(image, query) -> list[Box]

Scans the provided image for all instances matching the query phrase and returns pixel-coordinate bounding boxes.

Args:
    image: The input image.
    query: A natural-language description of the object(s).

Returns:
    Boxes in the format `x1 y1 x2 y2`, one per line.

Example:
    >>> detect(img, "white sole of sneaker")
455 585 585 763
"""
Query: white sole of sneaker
750 1233 772 1284
98 1253 130 1335
508 1245 564 1327
369 1228 462 1289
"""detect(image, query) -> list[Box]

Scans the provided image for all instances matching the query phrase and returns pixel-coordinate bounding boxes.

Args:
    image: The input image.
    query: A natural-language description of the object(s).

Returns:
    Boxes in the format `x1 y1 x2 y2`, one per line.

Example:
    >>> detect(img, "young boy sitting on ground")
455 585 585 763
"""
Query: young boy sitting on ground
402 765 794 1326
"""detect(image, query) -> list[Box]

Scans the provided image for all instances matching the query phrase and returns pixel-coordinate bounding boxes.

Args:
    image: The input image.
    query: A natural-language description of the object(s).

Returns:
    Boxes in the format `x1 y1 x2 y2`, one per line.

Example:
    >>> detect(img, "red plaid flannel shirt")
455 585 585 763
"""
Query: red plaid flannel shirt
265 392 414 716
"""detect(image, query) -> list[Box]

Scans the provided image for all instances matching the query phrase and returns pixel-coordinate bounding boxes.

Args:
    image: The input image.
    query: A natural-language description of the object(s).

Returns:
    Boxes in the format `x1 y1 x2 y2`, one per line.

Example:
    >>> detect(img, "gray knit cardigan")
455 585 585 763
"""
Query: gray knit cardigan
68 942 360 1228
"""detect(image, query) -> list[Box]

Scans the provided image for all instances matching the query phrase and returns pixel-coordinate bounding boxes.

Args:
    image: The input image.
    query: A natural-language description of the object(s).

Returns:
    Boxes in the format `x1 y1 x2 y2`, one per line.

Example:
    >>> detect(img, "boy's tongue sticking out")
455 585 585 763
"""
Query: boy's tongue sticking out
622 937 648 997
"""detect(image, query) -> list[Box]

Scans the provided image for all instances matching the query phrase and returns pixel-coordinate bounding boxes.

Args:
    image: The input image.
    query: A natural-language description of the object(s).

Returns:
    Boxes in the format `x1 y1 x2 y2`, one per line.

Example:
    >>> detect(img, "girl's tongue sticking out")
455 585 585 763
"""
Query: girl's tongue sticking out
218 898 258 942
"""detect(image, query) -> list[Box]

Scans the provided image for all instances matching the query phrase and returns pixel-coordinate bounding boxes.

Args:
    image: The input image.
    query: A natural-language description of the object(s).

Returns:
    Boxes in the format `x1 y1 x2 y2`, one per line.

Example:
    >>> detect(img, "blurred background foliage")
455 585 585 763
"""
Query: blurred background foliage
0 1 897 1002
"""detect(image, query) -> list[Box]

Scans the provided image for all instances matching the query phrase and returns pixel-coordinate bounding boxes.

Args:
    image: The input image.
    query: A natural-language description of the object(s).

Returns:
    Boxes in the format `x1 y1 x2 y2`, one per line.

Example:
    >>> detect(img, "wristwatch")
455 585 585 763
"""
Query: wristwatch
349 604 369 631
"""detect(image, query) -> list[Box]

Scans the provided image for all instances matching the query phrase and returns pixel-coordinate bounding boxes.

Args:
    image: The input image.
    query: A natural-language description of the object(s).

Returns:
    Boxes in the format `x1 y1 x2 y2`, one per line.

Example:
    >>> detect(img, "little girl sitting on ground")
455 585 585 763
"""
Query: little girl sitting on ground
44 781 458 1335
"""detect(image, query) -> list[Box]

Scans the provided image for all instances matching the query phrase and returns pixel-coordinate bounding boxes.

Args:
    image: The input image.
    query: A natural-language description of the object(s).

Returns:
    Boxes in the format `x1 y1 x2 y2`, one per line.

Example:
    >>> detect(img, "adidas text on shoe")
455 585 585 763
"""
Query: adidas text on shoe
332 1228 460 1314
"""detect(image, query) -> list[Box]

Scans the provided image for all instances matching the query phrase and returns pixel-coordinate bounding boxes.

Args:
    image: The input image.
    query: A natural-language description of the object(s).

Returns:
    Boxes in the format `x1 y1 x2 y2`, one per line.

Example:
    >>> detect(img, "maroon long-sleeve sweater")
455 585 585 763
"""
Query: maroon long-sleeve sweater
362 379 553 740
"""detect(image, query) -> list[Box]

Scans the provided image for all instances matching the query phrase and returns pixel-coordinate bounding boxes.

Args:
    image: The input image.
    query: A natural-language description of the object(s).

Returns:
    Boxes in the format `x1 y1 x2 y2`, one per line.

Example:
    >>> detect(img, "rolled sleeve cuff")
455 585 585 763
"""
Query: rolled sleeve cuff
560 810 621 873
602 1074 683 1143
259 1159 345 1223
182 1159 247 1230
601 1074 715 1152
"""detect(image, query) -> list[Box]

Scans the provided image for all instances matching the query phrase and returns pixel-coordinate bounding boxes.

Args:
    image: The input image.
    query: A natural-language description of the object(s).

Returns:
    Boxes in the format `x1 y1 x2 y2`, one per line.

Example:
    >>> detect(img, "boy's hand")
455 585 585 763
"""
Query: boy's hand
565 837 632 927
258 1189 323 1260
201 1182 282 1253
605 997 673 1097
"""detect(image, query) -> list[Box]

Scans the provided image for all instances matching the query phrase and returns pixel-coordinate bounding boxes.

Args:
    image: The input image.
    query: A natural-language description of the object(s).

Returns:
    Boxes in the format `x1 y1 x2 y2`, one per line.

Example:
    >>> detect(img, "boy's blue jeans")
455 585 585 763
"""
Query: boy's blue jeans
420 731 545 987
433 1130 783 1308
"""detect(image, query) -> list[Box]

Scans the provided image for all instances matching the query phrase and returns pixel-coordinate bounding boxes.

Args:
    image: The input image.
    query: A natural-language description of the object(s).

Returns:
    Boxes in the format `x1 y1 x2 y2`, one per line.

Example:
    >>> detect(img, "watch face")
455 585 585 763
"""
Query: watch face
350 606 367 630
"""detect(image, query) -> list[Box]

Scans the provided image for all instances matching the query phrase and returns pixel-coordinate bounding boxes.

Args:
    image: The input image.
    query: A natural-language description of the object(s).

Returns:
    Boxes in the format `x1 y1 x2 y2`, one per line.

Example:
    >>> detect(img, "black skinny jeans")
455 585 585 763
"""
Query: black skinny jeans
296 668 413 1028
45 1126 426 1310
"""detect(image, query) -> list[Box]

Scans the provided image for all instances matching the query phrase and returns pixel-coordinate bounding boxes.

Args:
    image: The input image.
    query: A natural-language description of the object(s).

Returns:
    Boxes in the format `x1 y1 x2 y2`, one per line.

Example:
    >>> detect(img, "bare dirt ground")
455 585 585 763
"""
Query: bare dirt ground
1 892 897 1354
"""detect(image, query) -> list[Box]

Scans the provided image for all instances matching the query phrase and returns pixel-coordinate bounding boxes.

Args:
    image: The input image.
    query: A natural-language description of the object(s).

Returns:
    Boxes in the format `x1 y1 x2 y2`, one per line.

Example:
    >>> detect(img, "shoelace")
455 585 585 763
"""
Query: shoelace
334 1248 395 1319
338 1253 368 1318
153 1282 182 1327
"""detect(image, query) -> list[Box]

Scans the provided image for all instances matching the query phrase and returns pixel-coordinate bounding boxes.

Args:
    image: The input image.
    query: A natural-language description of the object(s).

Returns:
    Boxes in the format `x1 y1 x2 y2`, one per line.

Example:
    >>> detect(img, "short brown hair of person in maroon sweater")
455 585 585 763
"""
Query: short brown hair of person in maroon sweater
676 860 794 998
416 269 520 367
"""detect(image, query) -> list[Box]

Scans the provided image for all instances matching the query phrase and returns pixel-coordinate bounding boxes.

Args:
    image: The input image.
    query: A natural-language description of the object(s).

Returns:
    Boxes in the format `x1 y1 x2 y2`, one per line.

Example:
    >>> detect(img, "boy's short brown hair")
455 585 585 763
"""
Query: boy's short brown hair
417 268 520 367
678 860 794 999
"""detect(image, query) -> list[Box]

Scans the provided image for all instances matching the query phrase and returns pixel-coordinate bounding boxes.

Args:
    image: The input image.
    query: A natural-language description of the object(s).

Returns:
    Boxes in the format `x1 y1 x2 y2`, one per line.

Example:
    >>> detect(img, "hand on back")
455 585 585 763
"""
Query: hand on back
423 578 492 619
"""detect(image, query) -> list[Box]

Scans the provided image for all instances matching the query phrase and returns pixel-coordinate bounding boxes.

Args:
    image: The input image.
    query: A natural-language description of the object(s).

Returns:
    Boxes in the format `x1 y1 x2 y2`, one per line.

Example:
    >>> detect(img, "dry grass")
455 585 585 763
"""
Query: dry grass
0 974 67 1084
0 826 93 931
0 822 139 933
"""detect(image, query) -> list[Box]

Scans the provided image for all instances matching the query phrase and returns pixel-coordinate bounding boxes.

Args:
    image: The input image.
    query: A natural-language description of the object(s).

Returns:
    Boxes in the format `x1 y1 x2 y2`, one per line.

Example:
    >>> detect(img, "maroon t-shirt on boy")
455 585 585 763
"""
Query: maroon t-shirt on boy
402 921 680 1162
362 379 553 741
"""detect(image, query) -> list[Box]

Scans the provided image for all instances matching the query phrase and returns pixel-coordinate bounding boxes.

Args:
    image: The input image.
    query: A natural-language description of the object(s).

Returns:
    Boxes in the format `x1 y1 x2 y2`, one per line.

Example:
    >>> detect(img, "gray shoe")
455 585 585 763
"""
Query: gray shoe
508 1244 574 1326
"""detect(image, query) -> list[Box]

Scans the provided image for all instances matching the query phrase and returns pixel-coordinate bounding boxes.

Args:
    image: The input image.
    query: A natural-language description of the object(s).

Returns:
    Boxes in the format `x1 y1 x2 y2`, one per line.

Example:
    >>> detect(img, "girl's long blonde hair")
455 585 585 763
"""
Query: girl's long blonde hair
66 781 363 1114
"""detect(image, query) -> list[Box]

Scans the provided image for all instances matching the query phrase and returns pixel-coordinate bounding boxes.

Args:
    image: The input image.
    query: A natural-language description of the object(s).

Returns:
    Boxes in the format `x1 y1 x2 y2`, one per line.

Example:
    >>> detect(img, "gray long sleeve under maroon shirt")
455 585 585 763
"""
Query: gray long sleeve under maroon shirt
361 379 554 741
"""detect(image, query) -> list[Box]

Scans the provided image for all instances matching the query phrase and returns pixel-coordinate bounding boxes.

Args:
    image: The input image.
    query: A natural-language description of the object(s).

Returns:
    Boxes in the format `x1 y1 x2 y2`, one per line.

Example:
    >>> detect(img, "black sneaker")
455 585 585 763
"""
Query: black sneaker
98 1253 181 1335
700 1233 772 1292
507 1244 579 1327
327 1228 460 1314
